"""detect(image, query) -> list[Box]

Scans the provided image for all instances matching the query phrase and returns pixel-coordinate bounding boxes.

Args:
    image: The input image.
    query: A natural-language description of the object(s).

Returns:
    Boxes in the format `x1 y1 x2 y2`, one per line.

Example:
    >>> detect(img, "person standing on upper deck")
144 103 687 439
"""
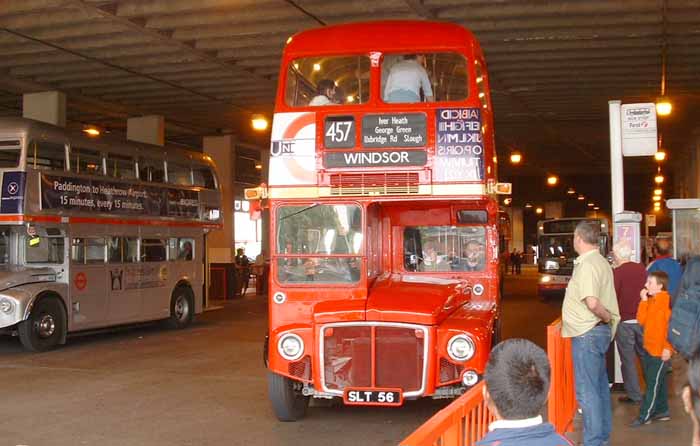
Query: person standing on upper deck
383 54 434 103
562 221 620 446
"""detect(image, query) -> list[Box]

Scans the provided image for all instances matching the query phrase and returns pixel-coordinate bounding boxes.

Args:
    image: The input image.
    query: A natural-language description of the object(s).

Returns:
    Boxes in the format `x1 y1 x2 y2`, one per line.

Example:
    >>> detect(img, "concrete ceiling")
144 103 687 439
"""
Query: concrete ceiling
1 0 699 209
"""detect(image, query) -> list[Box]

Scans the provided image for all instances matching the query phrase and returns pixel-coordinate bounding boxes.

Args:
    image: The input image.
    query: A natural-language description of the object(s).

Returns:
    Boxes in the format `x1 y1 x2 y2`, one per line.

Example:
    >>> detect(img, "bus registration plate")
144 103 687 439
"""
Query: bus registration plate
343 388 403 406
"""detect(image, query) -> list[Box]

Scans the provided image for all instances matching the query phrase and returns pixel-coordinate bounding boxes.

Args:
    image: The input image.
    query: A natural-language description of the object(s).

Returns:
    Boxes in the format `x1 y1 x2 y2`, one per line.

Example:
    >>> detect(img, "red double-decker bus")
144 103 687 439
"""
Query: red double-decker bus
254 21 510 421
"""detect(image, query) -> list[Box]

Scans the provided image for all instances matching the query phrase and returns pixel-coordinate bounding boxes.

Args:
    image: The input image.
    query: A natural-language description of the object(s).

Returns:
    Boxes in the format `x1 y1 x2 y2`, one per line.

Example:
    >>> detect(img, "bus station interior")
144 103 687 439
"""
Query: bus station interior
3 1 700 445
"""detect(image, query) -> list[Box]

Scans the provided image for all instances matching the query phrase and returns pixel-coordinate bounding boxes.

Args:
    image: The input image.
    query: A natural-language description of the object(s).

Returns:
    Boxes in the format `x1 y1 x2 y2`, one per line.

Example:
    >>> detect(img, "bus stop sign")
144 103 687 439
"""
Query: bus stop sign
621 103 657 157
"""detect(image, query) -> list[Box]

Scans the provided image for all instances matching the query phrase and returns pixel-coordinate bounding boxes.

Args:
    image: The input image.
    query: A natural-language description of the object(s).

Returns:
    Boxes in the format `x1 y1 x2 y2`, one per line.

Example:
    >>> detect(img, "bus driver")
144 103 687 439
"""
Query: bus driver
309 79 337 106
384 54 434 103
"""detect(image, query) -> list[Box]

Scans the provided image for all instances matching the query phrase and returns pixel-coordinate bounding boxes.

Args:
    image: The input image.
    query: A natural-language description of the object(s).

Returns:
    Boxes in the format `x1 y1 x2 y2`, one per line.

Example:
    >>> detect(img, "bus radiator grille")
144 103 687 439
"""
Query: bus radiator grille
439 357 465 384
329 172 419 196
322 325 424 393
288 355 312 381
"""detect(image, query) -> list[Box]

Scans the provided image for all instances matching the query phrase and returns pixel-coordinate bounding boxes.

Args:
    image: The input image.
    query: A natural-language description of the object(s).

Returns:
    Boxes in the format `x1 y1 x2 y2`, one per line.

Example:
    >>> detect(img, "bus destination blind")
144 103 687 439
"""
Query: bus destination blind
40 174 200 218
361 113 426 148
434 108 484 182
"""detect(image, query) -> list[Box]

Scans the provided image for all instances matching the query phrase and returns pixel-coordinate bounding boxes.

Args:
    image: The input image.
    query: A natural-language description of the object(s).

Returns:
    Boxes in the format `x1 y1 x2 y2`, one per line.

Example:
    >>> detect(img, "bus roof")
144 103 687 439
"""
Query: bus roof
285 20 482 57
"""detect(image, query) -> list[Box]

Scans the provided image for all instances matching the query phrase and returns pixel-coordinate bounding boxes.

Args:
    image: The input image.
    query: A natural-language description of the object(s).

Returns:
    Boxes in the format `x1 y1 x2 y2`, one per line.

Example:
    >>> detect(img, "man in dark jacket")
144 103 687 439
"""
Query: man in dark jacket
476 339 571 446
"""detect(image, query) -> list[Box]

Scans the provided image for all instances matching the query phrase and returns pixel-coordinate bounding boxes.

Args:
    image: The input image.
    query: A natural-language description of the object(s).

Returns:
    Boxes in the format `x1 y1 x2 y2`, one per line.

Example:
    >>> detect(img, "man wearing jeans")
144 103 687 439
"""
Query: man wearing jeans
562 221 620 446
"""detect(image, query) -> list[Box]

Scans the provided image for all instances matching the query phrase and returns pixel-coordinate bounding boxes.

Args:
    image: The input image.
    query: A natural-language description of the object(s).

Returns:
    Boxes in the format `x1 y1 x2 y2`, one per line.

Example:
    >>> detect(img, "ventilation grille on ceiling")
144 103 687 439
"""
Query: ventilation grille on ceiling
329 172 420 196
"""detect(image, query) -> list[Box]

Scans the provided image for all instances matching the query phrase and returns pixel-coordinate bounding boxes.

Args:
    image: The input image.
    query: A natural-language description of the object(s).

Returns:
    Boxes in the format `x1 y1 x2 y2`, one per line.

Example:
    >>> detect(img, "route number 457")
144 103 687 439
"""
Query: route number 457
324 119 355 148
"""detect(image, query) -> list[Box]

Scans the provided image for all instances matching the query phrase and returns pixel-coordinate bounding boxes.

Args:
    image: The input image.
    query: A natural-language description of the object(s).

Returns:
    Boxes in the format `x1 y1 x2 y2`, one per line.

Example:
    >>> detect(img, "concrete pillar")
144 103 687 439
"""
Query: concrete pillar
510 207 524 252
203 135 236 264
23 91 66 127
127 115 164 146
544 201 563 219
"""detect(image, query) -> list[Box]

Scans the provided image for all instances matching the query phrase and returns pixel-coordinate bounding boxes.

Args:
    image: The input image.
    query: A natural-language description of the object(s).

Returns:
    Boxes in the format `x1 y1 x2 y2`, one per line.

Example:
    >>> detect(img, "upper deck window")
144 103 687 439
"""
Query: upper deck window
382 53 468 103
167 162 192 186
139 157 165 183
107 153 136 180
27 141 66 171
193 166 216 189
285 56 370 107
0 140 21 168
70 147 104 176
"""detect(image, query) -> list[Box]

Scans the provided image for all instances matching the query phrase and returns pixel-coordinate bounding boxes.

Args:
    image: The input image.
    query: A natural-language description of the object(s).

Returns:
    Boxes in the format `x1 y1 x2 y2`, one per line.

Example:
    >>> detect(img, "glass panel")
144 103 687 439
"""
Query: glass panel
167 162 191 185
71 238 105 264
125 238 138 263
70 147 103 175
168 238 178 261
27 141 66 171
0 140 21 168
403 226 486 272
107 237 122 263
286 56 370 107
193 166 216 189
382 53 468 103
474 60 488 109
26 237 64 264
456 210 488 224
0 228 9 264
141 238 166 262
107 154 136 180
540 235 576 259
276 204 362 255
138 158 165 183
277 257 361 283
178 238 194 261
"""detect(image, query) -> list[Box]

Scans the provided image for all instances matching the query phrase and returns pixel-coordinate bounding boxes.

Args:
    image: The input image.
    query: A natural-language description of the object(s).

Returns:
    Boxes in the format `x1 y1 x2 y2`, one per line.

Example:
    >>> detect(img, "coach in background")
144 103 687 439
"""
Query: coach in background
477 339 571 446
562 221 620 446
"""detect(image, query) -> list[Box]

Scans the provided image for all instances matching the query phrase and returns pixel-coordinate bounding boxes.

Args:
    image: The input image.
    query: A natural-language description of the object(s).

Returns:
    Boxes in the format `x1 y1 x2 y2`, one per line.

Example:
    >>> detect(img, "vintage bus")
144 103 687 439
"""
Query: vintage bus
254 20 510 421
0 118 221 352
537 217 609 299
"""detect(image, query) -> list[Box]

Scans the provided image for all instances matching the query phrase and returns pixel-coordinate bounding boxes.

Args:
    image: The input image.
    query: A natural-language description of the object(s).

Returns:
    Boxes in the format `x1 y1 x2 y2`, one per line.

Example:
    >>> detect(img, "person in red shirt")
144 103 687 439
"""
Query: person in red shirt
612 242 647 404
630 271 674 427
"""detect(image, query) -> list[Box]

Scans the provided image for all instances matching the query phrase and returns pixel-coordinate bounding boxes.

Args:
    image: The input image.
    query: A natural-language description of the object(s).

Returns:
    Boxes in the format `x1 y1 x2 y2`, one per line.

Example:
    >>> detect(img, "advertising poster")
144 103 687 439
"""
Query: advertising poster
41 174 200 218
434 108 484 182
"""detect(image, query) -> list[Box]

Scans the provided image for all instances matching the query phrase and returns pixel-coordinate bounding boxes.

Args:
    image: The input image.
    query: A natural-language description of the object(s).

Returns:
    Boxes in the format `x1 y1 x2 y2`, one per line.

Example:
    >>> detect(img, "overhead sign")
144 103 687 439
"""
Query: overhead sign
434 108 484 182
324 150 427 168
361 113 426 148
645 214 657 227
0 171 26 214
621 103 657 157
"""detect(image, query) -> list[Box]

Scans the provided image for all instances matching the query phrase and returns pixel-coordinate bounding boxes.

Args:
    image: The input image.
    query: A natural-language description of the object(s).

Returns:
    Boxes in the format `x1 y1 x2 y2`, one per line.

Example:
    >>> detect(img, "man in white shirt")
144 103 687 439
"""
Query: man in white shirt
309 79 336 106
384 54 434 103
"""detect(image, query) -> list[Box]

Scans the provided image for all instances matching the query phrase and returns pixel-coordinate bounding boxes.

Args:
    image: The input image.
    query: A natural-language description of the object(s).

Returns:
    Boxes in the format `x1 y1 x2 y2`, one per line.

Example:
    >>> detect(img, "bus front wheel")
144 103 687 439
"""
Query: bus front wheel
268 372 309 421
18 297 66 352
167 286 194 329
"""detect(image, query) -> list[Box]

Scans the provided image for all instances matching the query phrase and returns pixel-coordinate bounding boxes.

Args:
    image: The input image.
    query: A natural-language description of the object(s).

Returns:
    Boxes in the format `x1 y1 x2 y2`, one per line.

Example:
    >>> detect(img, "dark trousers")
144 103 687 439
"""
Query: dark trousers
638 351 669 422
615 322 644 402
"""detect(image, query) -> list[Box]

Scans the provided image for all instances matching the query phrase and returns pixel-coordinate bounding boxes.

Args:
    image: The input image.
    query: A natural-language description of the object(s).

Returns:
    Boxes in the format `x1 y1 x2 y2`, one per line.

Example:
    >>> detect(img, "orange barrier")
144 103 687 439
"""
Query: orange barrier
399 382 495 446
547 318 577 434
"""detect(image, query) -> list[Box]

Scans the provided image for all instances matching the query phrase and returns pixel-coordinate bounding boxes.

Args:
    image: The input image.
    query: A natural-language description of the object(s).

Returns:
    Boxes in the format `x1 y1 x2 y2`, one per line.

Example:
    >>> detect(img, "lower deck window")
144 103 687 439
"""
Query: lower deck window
71 238 106 264
141 239 167 262
404 226 486 272
26 237 64 264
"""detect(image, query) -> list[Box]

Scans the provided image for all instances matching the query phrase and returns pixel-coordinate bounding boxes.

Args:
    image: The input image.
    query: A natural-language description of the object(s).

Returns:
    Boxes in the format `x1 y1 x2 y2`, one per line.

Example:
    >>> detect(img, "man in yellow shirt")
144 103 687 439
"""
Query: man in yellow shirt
562 221 620 446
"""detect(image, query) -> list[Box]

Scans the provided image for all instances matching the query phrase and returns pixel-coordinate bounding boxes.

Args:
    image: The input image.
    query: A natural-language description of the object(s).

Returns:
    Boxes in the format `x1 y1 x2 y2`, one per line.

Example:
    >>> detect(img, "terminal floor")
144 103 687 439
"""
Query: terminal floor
0 267 694 446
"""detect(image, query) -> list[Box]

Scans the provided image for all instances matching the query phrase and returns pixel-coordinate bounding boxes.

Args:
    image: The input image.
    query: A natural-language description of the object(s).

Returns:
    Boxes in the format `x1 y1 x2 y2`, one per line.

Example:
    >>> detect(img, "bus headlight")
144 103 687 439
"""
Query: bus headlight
544 260 559 270
278 334 304 361
0 298 14 314
447 334 475 362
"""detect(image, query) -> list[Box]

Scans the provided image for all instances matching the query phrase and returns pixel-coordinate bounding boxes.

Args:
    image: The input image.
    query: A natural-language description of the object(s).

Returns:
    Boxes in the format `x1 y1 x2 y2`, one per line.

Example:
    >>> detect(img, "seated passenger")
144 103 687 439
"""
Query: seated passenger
384 54 434 103
179 241 193 261
477 339 571 446
460 240 485 272
422 242 448 271
309 79 337 106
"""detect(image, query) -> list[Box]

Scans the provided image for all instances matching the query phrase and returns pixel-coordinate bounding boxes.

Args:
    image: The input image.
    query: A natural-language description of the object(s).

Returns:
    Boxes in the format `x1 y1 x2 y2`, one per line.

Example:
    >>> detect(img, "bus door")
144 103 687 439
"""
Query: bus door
106 236 142 323
69 236 109 329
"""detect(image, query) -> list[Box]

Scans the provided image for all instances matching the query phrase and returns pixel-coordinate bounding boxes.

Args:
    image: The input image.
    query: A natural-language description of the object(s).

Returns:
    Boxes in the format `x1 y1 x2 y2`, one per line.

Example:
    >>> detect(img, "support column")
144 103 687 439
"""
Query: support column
260 150 270 255
203 135 236 303
510 207 524 252
127 115 164 146
23 91 66 127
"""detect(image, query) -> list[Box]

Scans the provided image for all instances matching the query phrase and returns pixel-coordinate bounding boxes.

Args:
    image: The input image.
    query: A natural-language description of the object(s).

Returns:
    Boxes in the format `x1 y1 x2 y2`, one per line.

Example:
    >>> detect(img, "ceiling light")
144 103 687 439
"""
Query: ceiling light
578 195 585 201
346 95 355 103
655 150 667 161
587 202 595 207
535 207 543 215
525 203 533 209
509 152 522 165
654 188 662 196
656 98 672 116
594 206 600 210
255 164 262 170
567 188 576 195
83 127 100 136
655 174 665 184
546 175 558 186
313 63 321 72
503 197 512 205
251 114 269 131
652 195 661 202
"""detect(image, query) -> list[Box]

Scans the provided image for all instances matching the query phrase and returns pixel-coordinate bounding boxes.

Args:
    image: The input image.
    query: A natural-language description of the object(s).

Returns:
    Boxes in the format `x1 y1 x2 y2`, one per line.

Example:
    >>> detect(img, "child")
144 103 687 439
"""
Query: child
630 270 674 426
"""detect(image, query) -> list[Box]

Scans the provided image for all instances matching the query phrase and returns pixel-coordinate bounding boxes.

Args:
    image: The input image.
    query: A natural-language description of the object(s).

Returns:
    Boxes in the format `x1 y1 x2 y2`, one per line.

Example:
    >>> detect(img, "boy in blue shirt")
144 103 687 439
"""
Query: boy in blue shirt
477 339 572 446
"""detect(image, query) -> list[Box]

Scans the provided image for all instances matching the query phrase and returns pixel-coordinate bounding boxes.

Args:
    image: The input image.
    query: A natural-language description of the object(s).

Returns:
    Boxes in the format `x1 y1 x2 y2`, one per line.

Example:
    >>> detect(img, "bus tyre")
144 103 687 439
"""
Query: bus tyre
268 371 309 421
18 297 66 352
168 287 194 329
